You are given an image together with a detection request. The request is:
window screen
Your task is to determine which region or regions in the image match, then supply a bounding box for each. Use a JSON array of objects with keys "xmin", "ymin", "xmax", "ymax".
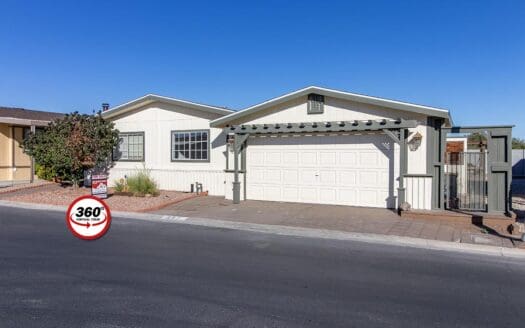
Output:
[{"xmin": 114, "ymin": 132, "xmax": 144, "ymax": 161}]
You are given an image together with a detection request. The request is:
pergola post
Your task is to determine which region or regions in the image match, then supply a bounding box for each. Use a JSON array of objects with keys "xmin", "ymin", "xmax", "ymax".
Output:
[
  {"xmin": 232, "ymin": 136, "xmax": 240, "ymax": 204},
  {"xmin": 398, "ymin": 128, "xmax": 408, "ymax": 208},
  {"xmin": 232, "ymin": 133, "xmax": 249, "ymax": 204}
]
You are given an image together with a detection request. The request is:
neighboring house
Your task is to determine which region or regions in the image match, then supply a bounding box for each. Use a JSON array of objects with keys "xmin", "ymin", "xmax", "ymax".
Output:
[
  {"xmin": 0, "ymin": 107, "xmax": 64, "ymax": 184},
  {"xmin": 103, "ymin": 86, "xmax": 513, "ymax": 215}
]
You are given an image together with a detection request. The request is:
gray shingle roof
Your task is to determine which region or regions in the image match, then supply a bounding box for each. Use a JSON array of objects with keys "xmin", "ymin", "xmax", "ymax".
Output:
[{"xmin": 0, "ymin": 106, "xmax": 64, "ymax": 122}]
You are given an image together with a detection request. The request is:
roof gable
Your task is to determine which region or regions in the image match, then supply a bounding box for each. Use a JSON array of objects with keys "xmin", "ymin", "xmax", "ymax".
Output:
[
  {"xmin": 101, "ymin": 94, "xmax": 234, "ymax": 120},
  {"xmin": 210, "ymin": 86, "xmax": 452, "ymax": 127}
]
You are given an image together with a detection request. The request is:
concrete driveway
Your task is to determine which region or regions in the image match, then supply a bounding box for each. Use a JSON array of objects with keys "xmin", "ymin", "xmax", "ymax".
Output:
[{"xmin": 154, "ymin": 196, "xmax": 516, "ymax": 247}]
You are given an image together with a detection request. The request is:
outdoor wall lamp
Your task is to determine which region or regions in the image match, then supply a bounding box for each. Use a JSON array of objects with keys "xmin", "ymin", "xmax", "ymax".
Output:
[{"xmin": 409, "ymin": 132, "xmax": 423, "ymax": 151}]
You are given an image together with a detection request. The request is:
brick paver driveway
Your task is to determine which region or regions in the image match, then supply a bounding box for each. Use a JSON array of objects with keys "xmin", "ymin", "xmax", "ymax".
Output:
[{"xmin": 154, "ymin": 196, "xmax": 517, "ymax": 248}]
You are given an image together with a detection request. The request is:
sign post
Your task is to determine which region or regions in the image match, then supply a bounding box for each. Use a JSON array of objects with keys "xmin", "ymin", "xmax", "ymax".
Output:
[{"xmin": 91, "ymin": 174, "xmax": 108, "ymax": 199}]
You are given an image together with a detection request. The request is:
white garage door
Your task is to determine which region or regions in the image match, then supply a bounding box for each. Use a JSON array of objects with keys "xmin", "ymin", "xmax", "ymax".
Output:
[{"xmin": 246, "ymin": 134, "xmax": 397, "ymax": 208}]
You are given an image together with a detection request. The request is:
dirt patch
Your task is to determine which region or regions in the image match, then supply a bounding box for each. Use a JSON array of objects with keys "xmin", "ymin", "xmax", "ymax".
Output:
[{"xmin": 0, "ymin": 183, "xmax": 200, "ymax": 212}]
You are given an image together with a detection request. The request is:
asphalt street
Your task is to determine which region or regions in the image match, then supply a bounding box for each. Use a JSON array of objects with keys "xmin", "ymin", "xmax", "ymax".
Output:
[{"xmin": 1, "ymin": 205, "xmax": 524, "ymax": 327}]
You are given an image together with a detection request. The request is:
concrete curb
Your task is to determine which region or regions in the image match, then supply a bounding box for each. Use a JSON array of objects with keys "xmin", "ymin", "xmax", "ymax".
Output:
[{"xmin": 1, "ymin": 200, "xmax": 524, "ymax": 259}]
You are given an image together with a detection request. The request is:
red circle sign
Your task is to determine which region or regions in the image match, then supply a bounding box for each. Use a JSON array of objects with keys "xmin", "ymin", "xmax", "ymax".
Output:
[{"xmin": 66, "ymin": 195, "xmax": 112, "ymax": 240}]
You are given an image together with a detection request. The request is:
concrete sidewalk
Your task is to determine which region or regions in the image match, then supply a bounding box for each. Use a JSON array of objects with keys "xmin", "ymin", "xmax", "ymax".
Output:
[{"xmin": 154, "ymin": 196, "xmax": 520, "ymax": 249}]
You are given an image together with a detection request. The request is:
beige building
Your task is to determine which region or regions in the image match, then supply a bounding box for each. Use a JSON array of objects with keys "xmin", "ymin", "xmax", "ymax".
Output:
[{"xmin": 0, "ymin": 107, "xmax": 63, "ymax": 185}]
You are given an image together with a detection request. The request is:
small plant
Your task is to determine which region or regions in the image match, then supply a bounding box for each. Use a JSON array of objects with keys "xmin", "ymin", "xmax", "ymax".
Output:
[
  {"xmin": 123, "ymin": 169, "xmax": 159, "ymax": 197},
  {"xmin": 35, "ymin": 163, "xmax": 57, "ymax": 181},
  {"xmin": 113, "ymin": 178, "xmax": 128, "ymax": 193}
]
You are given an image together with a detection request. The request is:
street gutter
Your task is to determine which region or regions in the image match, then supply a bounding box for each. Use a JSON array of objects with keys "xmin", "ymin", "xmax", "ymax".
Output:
[{"xmin": 1, "ymin": 199, "xmax": 524, "ymax": 259}]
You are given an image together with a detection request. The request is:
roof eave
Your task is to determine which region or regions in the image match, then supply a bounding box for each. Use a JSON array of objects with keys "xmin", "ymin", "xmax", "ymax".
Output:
[
  {"xmin": 210, "ymin": 86, "xmax": 451, "ymax": 127},
  {"xmin": 0, "ymin": 117, "xmax": 53, "ymax": 126},
  {"xmin": 102, "ymin": 94, "xmax": 234, "ymax": 120}
]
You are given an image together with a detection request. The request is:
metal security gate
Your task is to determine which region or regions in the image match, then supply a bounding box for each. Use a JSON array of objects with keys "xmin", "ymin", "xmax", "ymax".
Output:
[{"xmin": 445, "ymin": 152, "xmax": 487, "ymax": 211}]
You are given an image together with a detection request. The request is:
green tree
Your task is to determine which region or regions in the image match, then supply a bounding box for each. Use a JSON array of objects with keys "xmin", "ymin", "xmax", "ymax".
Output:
[
  {"xmin": 23, "ymin": 112, "xmax": 119, "ymax": 185},
  {"xmin": 513, "ymin": 137, "xmax": 525, "ymax": 149}
]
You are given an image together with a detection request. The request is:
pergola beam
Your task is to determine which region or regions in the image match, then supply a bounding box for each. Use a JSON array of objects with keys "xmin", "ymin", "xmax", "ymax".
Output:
[
  {"xmin": 227, "ymin": 119, "xmax": 417, "ymax": 134},
  {"xmin": 382, "ymin": 129, "xmax": 401, "ymax": 144}
]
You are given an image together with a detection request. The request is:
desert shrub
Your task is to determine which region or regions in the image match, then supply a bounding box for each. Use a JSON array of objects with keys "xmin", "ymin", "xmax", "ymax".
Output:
[
  {"xmin": 125, "ymin": 170, "xmax": 159, "ymax": 197},
  {"xmin": 113, "ymin": 178, "xmax": 128, "ymax": 193},
  {"xmin": 23, "ymin": 112, "xmax": 119, "ymax": 186}
]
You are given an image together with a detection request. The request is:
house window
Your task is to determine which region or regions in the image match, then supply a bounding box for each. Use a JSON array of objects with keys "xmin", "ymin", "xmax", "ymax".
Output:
[
  {"xmin": 114, "ymin": 132, "xmax": 144, "ymax": 161},
  {"xmin": 307, "ymin": 93, "xmax": 324, "ymax": 114},
  {"xmin": 171, "ymin": 130, "xmax": 209, "ymax": 161},
  {"xmin": 23, "ymin": 127, "xmax": 31, "ymax": 140}
]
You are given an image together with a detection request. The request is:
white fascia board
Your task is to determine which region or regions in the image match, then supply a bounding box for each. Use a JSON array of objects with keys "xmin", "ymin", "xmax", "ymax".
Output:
[
  {"xmin": 101, "ymin": 94, "xmax": 234, "ymax": 120},
  {"xmin": 210, "ymin": 86, "xmax": 452, "ymax": 127}
]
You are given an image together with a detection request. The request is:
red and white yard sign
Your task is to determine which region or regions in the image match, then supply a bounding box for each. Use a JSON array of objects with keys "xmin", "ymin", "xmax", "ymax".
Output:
[{"xmin": 66, "ymin": 195, "xmax": 111, "ymax": 240}]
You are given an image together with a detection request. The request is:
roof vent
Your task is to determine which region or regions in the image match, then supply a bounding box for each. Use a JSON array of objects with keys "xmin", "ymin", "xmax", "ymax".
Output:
[
  {"xmin": 307, "ymin": 94, "xmax": 324, "ymax": 114},
  {"xmin": 102, "ymin": 103, "xmax": 110, "ymax": 112}
]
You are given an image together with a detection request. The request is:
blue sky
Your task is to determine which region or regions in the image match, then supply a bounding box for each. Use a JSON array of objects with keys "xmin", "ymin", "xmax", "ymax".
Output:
[{"xmin": 1, "ymin": 0, "xmax": 524, "ymax": 137}]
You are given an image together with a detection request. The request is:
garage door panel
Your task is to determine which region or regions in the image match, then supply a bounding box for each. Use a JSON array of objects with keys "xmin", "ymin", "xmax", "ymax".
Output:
[
  {"xmin": 319, "ymin": 170, "xmax": 336, "ymax": 185},
  {"xmin": 282, "ymin": 187, "xmax": 299, "ymax": 201},
  {"xmin": 263, "ymin": 186, "xmax": 282, "ymax": 201},
  {"xmin": 250, "ymin": 167, "xmax": 265, "ymax": 183},
  {"xmin": 247, "ymin": 185, "xmax": 264, "ymax": 200},
  {"xmin": 359, "ymin": 151, "xmax": 379, "ymax": 166},
  {"xmin": 300, "ymin": 152, "xmax": 317, "ymax": 166},
  {"xmin": 263, "ymin": 169, "xmax": 281, "ymax": 183},
  {"xmin": 247, "ymin": 135, "xmax": 394, "ymax": 208},
  {"xmin": 283, "ymin": 152, "xmax": 299, "ymax": 165},
  {"xmin": 377, "ymin": 190, "xmax": 391, "ymax": 208},
  {"xmin": 251, "ymin": 152, "xmax": 264, "ymax": 164},
  {"xmin": 300, "ymin": 169, "xmax": 317, "ymax": 185},
  {"xmin": 320, "ymin": 152, "xmax": 337, "ymax": 165},
  {"xmin": 339, "ymin": 152, "xmax": 358, "ymax": 165},
  {"xmin": 282, "ymin": 169, "xmax": 299, "ymax": 184},
  {"xmin": 379, "ymin": 171, "xmax": 390, "ymax": 185},
  {"xmin": 299, "ymin": 187, "xmax": 318, "ymax": 202},
  {"xmin": 358, "ymin": 189, "xmax": 380, "ymax": 207},
  {"xmin": 265, "ymin": 152, "xmax": 281, "ymax": 165},
  {"xmin": 338, "ymin": 188, "xmax": 357, "ymax": 204},
  {"xmin": 319, "ymin": 188, "xmax": 337, "ymax": 203},
  {"xmin": 339, "ymin": 171, "xmax": 357, "ymax": 186},
  {"xmin": 359, "ymin": 171, "xmax": 378, "ymax": 186}
]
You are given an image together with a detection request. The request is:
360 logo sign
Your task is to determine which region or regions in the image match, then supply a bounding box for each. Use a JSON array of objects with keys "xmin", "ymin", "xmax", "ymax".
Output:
[{"xmin": 66, "ymin": 195, "xmax": 112, "ymax": 240}]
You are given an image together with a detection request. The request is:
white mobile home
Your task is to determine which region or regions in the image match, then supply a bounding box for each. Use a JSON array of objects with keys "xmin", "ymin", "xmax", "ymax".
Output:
[{"xmin": 102, "ymin": 86, "xmax": 513, "ymax": 215}]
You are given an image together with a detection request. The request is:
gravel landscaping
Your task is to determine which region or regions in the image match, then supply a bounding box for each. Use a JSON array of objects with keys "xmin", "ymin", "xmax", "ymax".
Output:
[
  {"xmin": 0, "ymin": 183, "xmax": 199, "ymax": 212},
  {"xmin": 0, "ymin": 180, "xmax": 53, "ymax": 194}
]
